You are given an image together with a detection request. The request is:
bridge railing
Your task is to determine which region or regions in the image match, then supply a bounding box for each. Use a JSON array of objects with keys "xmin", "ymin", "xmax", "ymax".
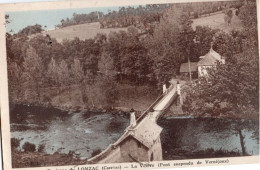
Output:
[
  {"xmin": 154, "ymin": 88, "xmax": 178, "ymax": 121},
  {"xmin": 135, "ymin": 91, "xmax": 166, "ymax": 125},
  {"xmin": 135, "ymin": 84, "xmax": 177, "ymax": 125},
  {"xmin": 88, "ymin": 83, "xmax": 176, "ymax": 163},
  {"xmin": 87, "ymin": 122, "xmax": 132, "ymax": 163}
]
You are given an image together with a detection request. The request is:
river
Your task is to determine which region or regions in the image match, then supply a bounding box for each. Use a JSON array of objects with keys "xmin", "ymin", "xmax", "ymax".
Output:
[
  {"xmin": 10, "ymin": 104, "xmax": 130, "ymax": 159},
  {"xmin": 158, "ymin": 116, "xmax": 259, "ymax": 160},
  {"xmin": 10, "ymin": 104, "xmax": 259, "ymax": 160}
]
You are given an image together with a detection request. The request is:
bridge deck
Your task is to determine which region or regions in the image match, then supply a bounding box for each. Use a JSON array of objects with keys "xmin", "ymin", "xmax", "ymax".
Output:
[
  {"xmin": 150, "ymin": 83, "xmax": 178, "ymax": 122},
  {"xmin": 88, "ymin": 79, "xmax": 181, "ymax": 163}
]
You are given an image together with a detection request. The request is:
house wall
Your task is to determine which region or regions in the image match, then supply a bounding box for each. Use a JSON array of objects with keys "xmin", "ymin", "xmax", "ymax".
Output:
[
  {"xmin": 95, "ymin": 136, "xmax": 163, "ymax": 163},
  {"xmin": 198, "ymin": 66, "xmax": 215, "ymax": 77},
  {"xmin": 120, "ymin": 138, "xmax": 149, "ymax": 162},
  {"xmin": 148, "ymin": 137, "xmax": 163, "ymax": 161},
  {"xmin": 180, "ymin": 72, "xmax": 198, "ymax": 79},
  {"xmin": 98, "ymin": 147, "xmax": 122, "ymax": 164}
]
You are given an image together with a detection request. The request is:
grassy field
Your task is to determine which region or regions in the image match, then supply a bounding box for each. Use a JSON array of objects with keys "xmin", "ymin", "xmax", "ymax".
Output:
[
  {"xmin": 192, "ymin": 11, "xmax": 242, "ymax": 32},
  {"xmin": 35, "ymin": 11, "xmax": 242, "ymax": 43},
  {"xmin": 43, "ymin": 22, "xmax": 128, "ymax": 43}
]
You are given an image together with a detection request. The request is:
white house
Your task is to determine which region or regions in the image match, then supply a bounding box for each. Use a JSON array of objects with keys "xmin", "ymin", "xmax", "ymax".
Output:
[{"xmin": 197, "ymin": 48, "xmax": 225, "ymax": 77}]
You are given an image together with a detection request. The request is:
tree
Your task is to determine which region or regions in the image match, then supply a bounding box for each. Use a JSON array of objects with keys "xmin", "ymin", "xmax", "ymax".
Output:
[
  {"xmin": 212, "ymin": 31, "xmax": 234, "ymax": 59},
  {"xmin": 183, "ymin": 48, "xmax": 258, "ymax": 118},
  {"xmin": 5, "ymin": 14, "xmax": 10, "ymax": 24},
  {"xmin": 194, "ymin": 26, "xmax": 218, "ymax": 58},
  {"xmin": 22, "ymin": 46, "xmax": 44, "ymax": 101},
  {"xmin": 47, "ymin": 57, "xmax": 59, "ymax": 86},
  {"xmin": 177, "ymin": 13, "xmax": 196, "ymax": 81},
  {"xmin": 22, "ymin": 142, "xmax": 36, "ymax": 152},
  {"xmin": 71, "ymin": 58, "xmax": 87, "ymax": 106},
  {"xmin": 8, "ymin": 62, "xmax": 23, "ymax": 101},
  {"xmin": 183, "ymin": 1, "xmax": 259, "ymax": 154},
  {"xmin": 11, "ymin": 138, "xmax": 21, "ymax": 151},
  {"xmin": 145, "ymin": 6, "xmax": 183, "ymax": 85},
  {"xmin": 183, "ymin": 46, "xmax": 259, "ymax": 156},
  {"xmin": 238, "ymin": 1, "xmax": 258, "ymax": 48},
  {"xmin": 224, "ymin": 9, "xmax": 233, "ymax": 25},
  {"xmin": 98, "ymin": 52, "xmax": 116, "ymax": 79},
  {"xmin": 58, "ymin": 60, "xmax": 70, "ymax": 86},
  {"xmin": 18, "ymin": 24, "xmax": 44, "ymax": 36},
  {"xmin": 88, "ymin": 75, "xmax": 118, "ymax": 108},
  {"xmin": 71, "ymin": 58, "xmax": 85, "ymax": 83}
]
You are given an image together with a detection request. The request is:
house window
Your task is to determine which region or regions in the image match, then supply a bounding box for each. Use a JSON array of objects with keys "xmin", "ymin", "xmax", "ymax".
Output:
[{"xmin": 150, "ymin": 152, "xmax": 154, "ymax": 161}]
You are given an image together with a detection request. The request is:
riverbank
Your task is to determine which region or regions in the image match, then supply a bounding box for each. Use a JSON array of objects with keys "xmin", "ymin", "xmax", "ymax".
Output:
[
  {"xmin": 12, "ymin": 150, "xmax": 86, "ymax": 168},
  {"xmin": 162, "ymin": 102, "xmax": 259, "ymax": 121},
  {"xmin": 10, "ymin": 84, "xmax": 159, "ymax": 114},
  {"xmin": 157, "ymin": 116, "xmax": 259, "ymax": 161},
  {"xmin": 160, "ymin": 84, "xmax": 259, "ymax": 121}
]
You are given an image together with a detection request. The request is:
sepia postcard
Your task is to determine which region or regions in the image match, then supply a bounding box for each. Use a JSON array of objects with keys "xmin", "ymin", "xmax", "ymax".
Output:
[{"xmin": 0, "ymin": 0, "xmax": 259, "ymax": 170}]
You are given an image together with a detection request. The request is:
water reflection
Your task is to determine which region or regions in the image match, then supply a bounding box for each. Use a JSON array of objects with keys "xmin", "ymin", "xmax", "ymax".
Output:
[{"xmin": 158, "ymin": 117, "xmax": 259, "ymax": 160}]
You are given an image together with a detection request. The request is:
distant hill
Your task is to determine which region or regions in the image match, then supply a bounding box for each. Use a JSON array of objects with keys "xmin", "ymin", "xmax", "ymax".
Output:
[
  {"xmin": 40, "ymin": 22, "xmax": 128, "ymax": 43},
  {"xmin": 31, "ymin": 10, "xmax": 242, "ymax": 43}
]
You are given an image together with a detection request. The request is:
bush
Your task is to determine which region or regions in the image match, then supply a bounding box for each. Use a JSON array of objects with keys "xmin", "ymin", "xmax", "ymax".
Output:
[
  {"xmin": 37, "ymin": 144, "xmax": 45, "ymax": 152},
  {"xmin": 91, "ymin": 149, "xmax": 102, "ymax": 157},
  {"xmin": 11, "ymin": 138, "xmax": 21, "ymax": 151},
  {"xmin": 22, "ymin": 142, "xmax": 36, "ymax": 152},
  {"xmin": 194, "ymin": 12, "xmax": 199, "ymax": 19}
]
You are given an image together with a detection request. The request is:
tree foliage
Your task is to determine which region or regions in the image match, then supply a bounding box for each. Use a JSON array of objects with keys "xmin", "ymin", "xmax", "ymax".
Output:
[
  {"xmin": 47, "ymin": 57, "xmax": 59, "ymax": 85},
  {"xmin": 183, "ymin": 1, "xmax": 259, "ymax": 121},
  {"xmin": 18, "ymin": 24, "xmax": 44, "ymax": 36},
  {"xmin": 22, "ymin": 142, "xmax": 36, "ymax": 152},
  {"xmin": 224, "ymin": 9, "xmax": 233, "ymax": 25},
  {"xmin": 238, "ymin": 0, "xmax": 258, "ymax": 48},
  {"xmin": 71, "ymin": 58, "xmax": 85, "ymax": 83},
  {"xmin": 183, "ymin": 48, "xmax": 259, "ymax": 119},
  {"xmin": 22, "ymin": 46, "xmax": 44, "ymax": 101},
  {"xmin": 6, "ymin": 1, "xmax": 258, "ymax": 112},
  {"xmin": 194, "ymin": 26, "xmax": 218, "ymax": 57}
]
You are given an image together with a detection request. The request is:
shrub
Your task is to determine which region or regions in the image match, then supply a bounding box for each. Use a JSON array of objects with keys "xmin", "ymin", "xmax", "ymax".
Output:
[
  {"xmin": 194, "ymin": 12, "xmax": 199, "ymax": 19},
  {"xmin": 22, "ymin": 142, "xmax": 36, "ymax": 152},
  {"xmin": 68, "ymin": 150, "xmax": 75, "ymax": 157},
  {"xmin": 91, "ymin": 149, "xmax": 102, "ymax": 157},
  {"xmin": 37, "ymin": 144, "xmax": 45, "ymax": 152},
  {"xmin": 11, "ymin": 138, "xmax": 21, "ymax": 151}
]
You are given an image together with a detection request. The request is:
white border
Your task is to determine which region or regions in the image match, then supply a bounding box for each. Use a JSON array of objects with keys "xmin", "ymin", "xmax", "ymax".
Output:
[{"xmin": 0, "ymin": 1, "xmax": 259, "ymax": 170}]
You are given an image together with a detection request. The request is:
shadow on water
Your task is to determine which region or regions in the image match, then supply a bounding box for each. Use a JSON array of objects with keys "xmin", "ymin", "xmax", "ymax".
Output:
[
  {"xmin": 10, "ymin": 104, "xmax": 70, "ymax": 131},
  {"xmin": 157, "ymin": 117, "xmax": 259, "ymax": 160}
]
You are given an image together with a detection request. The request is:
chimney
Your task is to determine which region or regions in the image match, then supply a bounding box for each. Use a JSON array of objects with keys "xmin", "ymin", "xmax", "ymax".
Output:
[
  {"xmin": 209, "ymin": 42, "xmax": 214, "ymax": 54},
  {"xmin": 130, "ymin": 109, "xmax": 136, "ymax": 127}
]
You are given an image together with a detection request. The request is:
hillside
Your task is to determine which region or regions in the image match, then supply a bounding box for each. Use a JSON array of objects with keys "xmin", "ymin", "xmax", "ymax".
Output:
[
  {"xmin": 192, "ymin": 10, "xmax": 242, "ymax": 32},
  {"xmin": 34, "ymin": 11, "xmax": 242, "ymax": 43},
  {"xmin": 42, "ymin": 22, "xmax": 128, "ymax": 43}
]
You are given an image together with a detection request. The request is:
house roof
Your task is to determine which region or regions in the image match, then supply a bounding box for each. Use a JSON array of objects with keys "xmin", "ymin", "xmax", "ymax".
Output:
[
  {"xmin": 198, "ymin": 48, "xmax": 223, "ymax": 66},
  {"xmin": 180, "ymin": 62, "xmax": 198, "ymax": 73},
  {"xmin": 128, "ymin": 118, "xmax": 162, "ymax": 149}
]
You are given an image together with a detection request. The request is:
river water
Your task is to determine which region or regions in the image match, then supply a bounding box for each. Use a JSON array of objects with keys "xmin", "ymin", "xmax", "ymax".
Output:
[
  {"xmin": 158, "ymin": 116, "xmax": 259, "ymax": 160},
  {"xmin": 10, "ymin": 105, "xmax": 259, "ymax": 160},
  {"xmin": 10, "ymin": 104, "xmax": 130, "ymax": 158}
]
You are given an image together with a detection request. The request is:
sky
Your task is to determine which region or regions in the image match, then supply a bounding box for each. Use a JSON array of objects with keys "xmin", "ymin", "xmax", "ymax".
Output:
[{"xmin": 6, "ymin": 6, "xmax": 121, "ymax": 33}]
